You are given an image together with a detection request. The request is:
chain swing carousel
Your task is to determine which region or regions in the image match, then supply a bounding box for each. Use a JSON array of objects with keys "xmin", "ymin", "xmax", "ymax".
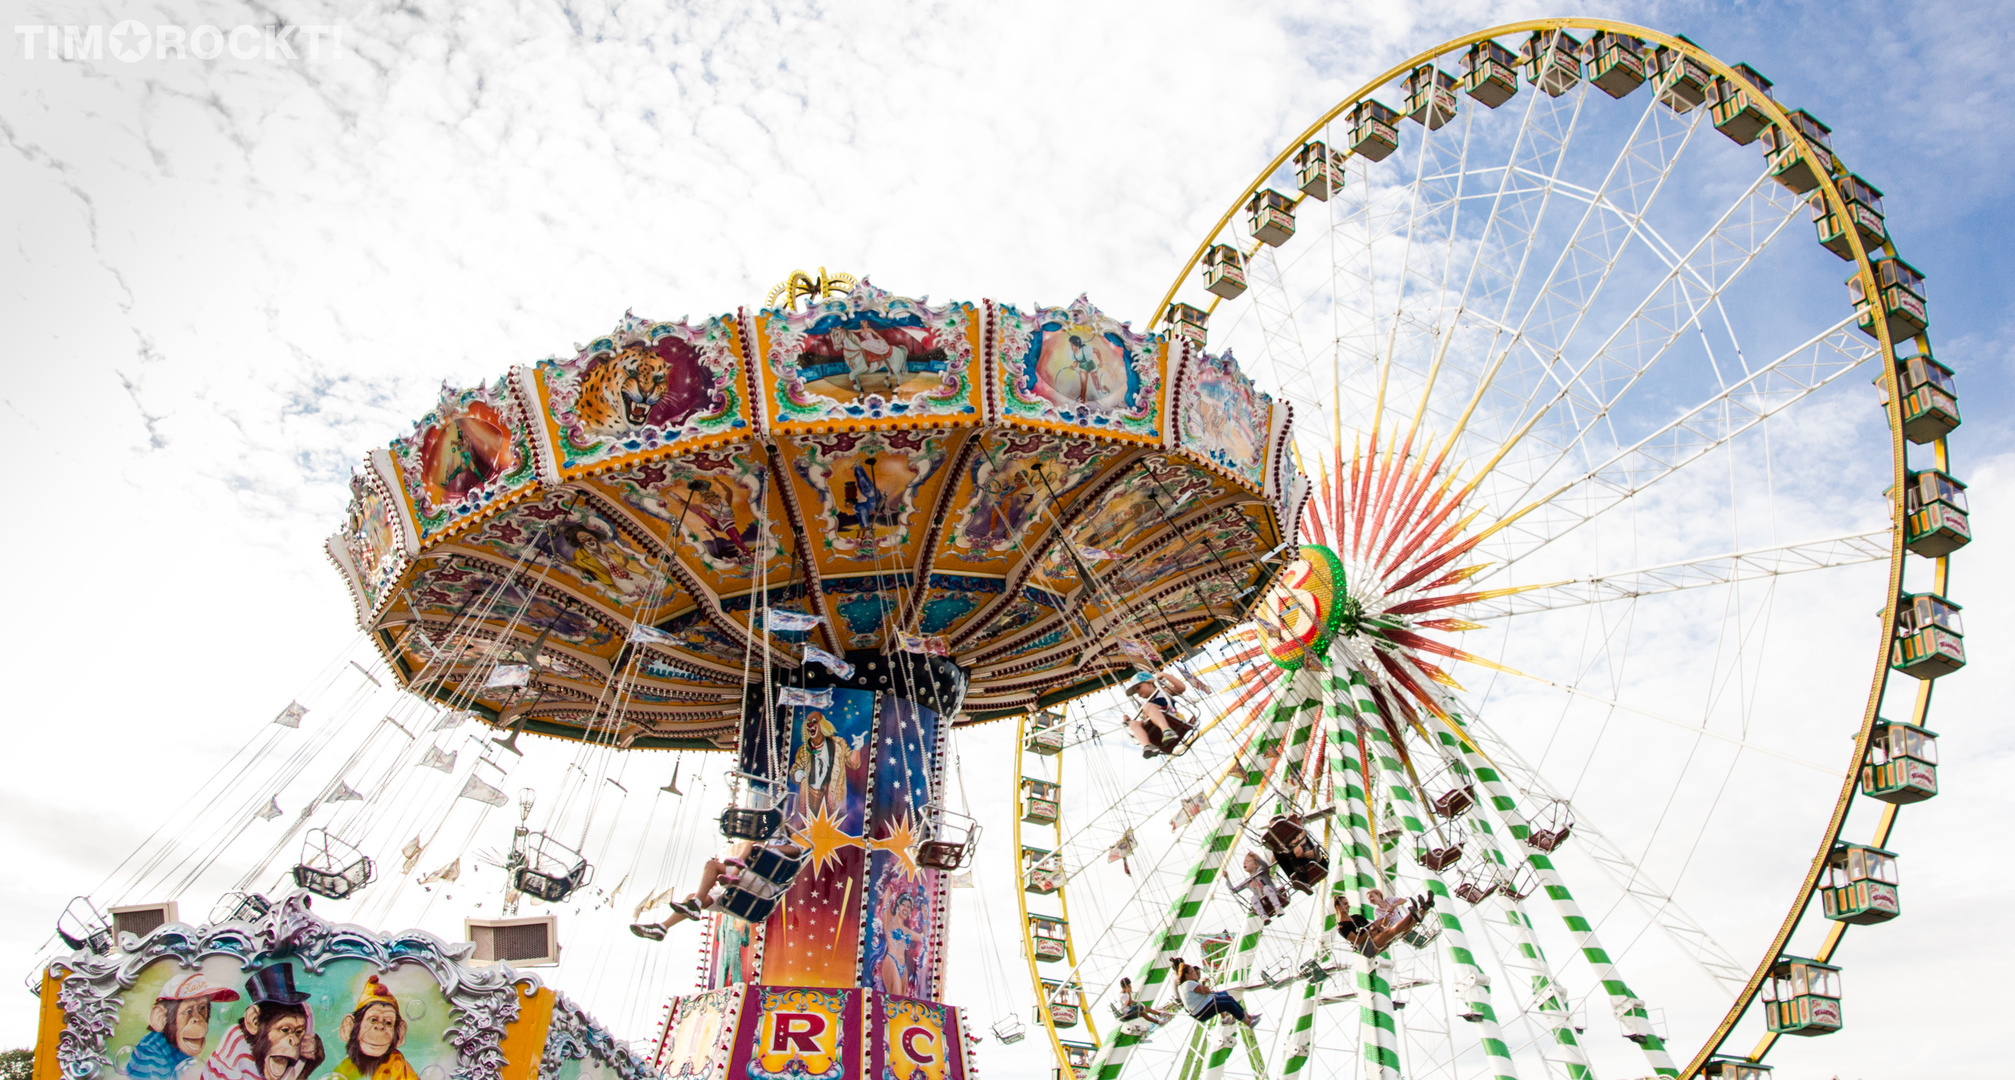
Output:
[
  {"xmin": 335, "ymin": 271, "xmax": 1301, "ymax": 1076},
  {"xmin": 31, "ymin": 267, "xmax": 1299, "ymax": 1080}
]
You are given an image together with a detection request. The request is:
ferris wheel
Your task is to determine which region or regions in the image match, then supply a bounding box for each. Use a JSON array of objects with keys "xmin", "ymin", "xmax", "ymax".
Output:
[{"xmin": 1005, "ymin": 18, "xmax": 1962, "ymax": 1080}]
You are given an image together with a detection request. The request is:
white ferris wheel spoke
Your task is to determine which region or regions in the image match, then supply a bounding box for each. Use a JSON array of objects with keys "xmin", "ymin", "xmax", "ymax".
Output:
[
  {"xmin": 1481, "ymin": 317, "xmax": 1878, "ymax": 577},
  {"xmin": 1468, "ymin": 530, "xmax": 1890, "ymax": 619},
  {"xmin": 1462, "ymin": 720, "xmax": 1751, "ymax": 993},
  {"xmin": 1439, "ymin": 184, "xmax": 1786, "ymax": 540},
  {"xmin": 1471, "ymin": 167, "xmax": 1809, "ymax": 525},
  {"xmin": 1482, "ymin": 96, "xmax": 1702, "ymax": 459}
]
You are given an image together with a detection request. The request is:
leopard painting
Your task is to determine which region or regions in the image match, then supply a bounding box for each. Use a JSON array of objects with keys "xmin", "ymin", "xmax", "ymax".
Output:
[{"xmin": 577, "ymin": 341, "xmax": 668, "ymax": 432}]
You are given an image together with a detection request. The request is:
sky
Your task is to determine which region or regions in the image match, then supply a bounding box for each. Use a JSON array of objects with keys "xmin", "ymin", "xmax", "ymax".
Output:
[{"xmin": 4, "ymin": 0, "xmax": 2013, "ymax": 1077}]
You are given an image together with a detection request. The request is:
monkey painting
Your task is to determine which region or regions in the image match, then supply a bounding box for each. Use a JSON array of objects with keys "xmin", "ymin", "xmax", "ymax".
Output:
[
  {"xmin": 127, "ymin": 972, "xmax": 238, "ymax": 1079},
  {"xmin": 199, "ymin": 964, "xmax": 325, "ymax": 1080},
  {"xmin": 332, "ymin": 976, "xmax": 416, "ymax": 1080}
]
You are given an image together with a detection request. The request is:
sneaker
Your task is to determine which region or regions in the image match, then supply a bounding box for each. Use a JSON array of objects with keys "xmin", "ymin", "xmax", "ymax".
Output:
[
  {"xmin": 669, "ymin": 898, "xmax": 706, "ymax": 919},
  {"xmin": 1243, "ymin": 1012, "xmax": 1261, "ymax": 1027},
  {"xmin": 628, "ymin": 922, "xmax": 666, "ymax": 941},
  {"xmin": 1143, "ymin": 747, "xmax": 1160, "ymax": 759}
]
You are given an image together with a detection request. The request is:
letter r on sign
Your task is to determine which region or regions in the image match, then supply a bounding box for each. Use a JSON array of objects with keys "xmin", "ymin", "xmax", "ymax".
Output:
[{"xmin": 771, "ymin": 1013, "xmax": 826, "ymax": 1053}]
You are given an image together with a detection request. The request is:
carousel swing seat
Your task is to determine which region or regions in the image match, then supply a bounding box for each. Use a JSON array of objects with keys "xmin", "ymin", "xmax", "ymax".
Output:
[
  {"xmin": 1342, "ymin": 897, "xmax": 1430, "ymax": 957},
  {"xmin": 1260, "ymin": 815, "xmax": 1330, "ymax": 892},
  {"xmin": 56, "ymin": 897, "xmax": 113, "ymax": 955},
  {"xmin": 720, "ymin": 807, "xmax": 784, "ymax": 841},
  {"xmin": 1419, "ymin": 819, "xmax": 1467, "ymax": 870},
  {"xmin": 291, "ymin": 829, "xmax": 376, "ymax": 901},
  {"xmin": 1135, "ymin": 704, "xmax": 1197, "ymax": 758},
  {"xmin": 1528, "ymin": 798, "xmax": 1576, "ymax": 853},
  {"xmin": 917, "ymin": 808, "xmax": 981, "ymax": 871},
  {"xmin": 509, "ymin": 831, "xmax": 592, "ymax": 903},
  {"xmin": 1421, "ymin": 841, "xmax": 1464, "ymax": 871},
  {"xmin": 713, "ymin": 839, "xmax": 807, "ymax": 923},
  {"xmin": 1495, "ymin": 866, "xmax": 1536, "ymax": 901},
  {"xmin": 1230, "ymin": 861, "xmax": 1292, "ymax": 922},
  {"xmin": 210, "ymin": 891, "xmax": 274, "ymax": 925},
  {"xmin": 720, "ymin": 771, "xmax": 790, "ymax": 841},
  {"xmin": 744, "ymin": 843, "xmax": 807, "ymax": 889},
  {"xmin": 718, "ymin": 886, "xmax": 780, "ymax": 924}
]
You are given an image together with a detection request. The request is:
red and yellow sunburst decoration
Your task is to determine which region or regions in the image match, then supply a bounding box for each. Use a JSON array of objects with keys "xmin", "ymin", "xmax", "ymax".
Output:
[{"xmin": 1202, "ymin": 426, "xmax": 1564, "ymax": 733}]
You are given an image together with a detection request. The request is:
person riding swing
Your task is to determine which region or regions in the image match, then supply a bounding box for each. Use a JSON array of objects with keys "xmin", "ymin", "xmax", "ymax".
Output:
[
  {"xmin": 1230, "ymin": 851, "xmax": 1291, "ymax": 923},
  {"xmin": 1173, "ymin": 960, "xmax": 1260, "ymax": 1027},
  {"xmin": 629, "ymin": 835, "xmax": 808, "ymax": 940},
  {"xmin": 1333, "ymin": 888, "xmax": 1436, "ymax": 956},
  {"xmin": 1126, "ymin": 671, "xmax": 1193, "ymax": 757}
]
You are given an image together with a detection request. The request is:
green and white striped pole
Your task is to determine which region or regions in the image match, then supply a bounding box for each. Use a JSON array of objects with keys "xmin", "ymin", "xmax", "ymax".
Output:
[
  {"xmin": 1090, "ymin": 677, "xmax": 1313, "ymax": 1079},
  {"xmin": 1329, "ymin": 665, "xmax": 1402, "ymax": 1080},
  {"xmin": 1358, "ymin": 713, "xmax": 1521, "ymax": 1080},
  {"xmin": 1421, "ymin": 721, "xmax": 1592, "ymax": 1080},
  {"xmin": 1276, "ymin": 670, "xmax": 1335, "ymax": 1080},
  {"xmin": 1441, "ymin": 713, "xmax": 1680, "ymax": 1077},
  {"xmin": 1196, "ymin": 673, "xmax": 1327, "ymax": 1080}
]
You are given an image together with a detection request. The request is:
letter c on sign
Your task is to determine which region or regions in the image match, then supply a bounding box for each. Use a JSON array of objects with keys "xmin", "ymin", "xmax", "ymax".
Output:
[
  {"xmin": 772, "ymin": 1013, "xmax": 826, "ymax": 1053},
  {"xmin": 900, "ymin": 1026, "xmax": 937, "ymax": 1066}
]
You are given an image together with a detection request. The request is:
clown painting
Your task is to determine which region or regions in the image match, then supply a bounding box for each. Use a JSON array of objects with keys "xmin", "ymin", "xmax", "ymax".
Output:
[{"xmin": 790, "ymin": 710, "xmax": 869, "ymax": 823}]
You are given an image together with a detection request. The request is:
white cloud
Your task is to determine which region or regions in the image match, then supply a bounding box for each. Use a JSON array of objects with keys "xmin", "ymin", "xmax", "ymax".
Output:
[{"xmin": 3, "ymin": 2, "xmax": 2006, "ymax": 1077}]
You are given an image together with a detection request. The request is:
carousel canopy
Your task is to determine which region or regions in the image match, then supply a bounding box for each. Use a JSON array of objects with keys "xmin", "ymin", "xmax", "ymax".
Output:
[{"xmin": 329, "ymin": 280, "xmax": 1306, "ymax": 748}]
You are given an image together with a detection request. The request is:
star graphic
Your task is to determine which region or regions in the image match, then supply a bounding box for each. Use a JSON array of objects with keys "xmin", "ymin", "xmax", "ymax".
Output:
[
  {"xmin": 868, "ymin": 811, "xmax": 923, "ymax": 879},
  {"xmin": 790, "ymin": 804, "xmax": 865, "ymax": 874}
]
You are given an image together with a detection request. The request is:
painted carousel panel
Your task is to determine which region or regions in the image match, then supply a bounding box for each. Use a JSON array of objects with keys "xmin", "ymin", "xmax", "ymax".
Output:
[
  {"xmin": 994, "ymin": 295, "xmax": 1169, "ymax": 443},
  {"xmin": 530, "ymin": 312, "xmax": 750, "ymax": 479},
  {"xmin": 387, "ymin": 376, "xmax": 541, "ymax": 545},
  {"xmin": 753, "ymin": 285, "xmax": 982, "ymax": 434}
]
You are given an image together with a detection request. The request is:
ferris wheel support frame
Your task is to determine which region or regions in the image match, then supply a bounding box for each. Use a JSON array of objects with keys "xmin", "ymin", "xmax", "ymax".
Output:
[
  {"xmin": 1362, "ymin": 708, "xmax": 1525, "ymax": 1080},
  {"xmin": 1323, "ymin": 668, "xmax": 1404, "ymax": 1080},
  {"xmin": 1125, "ymin": 17, "xmax": 1940, "ymax": 1078},
  {"xmin": 1438, "ymin": 712, "xmax": 1678, "ymax": 1075},
  {"xmin": 1083, "ymin": 674, "xmax": 1321, "ymax": 1079},
  {"xmin": 1197, "ymin": 679, "xmax": 1330, "ymax": 1080},
  {"xmin": 1445, "ymin": 731, "xmax": 1591, "ymax": 1080}
]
